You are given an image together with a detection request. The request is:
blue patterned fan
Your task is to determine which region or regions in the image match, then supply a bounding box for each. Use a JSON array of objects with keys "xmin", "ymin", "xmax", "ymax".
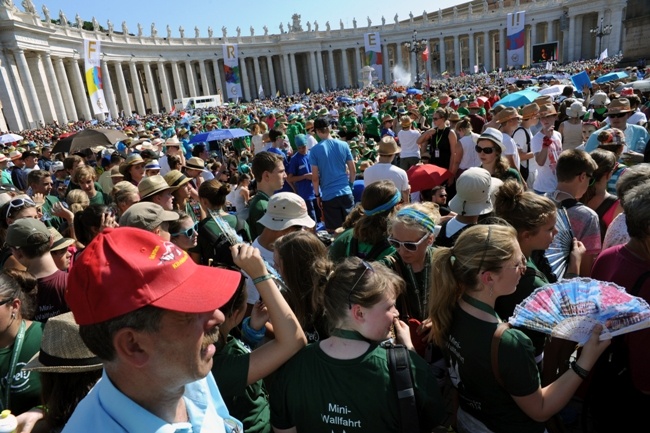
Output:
[
  {"xmin": 544, "ymin": 207, "xmax": 574, "ymax": 280},
  {"xmin": 509, "ymin": 278, "xmax": 650, "ymax": 345}
]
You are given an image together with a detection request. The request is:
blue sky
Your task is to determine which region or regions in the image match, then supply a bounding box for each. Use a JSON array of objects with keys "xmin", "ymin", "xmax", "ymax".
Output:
[{"xmin": 38, "ymin": 0, "xmax": 468, "ymax": 38}]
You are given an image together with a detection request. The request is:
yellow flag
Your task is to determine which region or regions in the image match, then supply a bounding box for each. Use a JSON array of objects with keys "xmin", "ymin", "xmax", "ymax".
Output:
[
  {"xmin": 306, "ymin": 88, "xmax": 311, "ymax": 95},
  {"xmin": 276, "ymin": 90, "xmax": 280, "ymax": 97}
]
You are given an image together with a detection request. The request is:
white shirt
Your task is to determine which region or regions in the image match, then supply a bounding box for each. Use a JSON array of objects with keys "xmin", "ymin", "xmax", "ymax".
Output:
[
  {"xmin": 305, "ymin": 134, "xmax": 318, "ymax": 151},
  {"xmin": 502, "ymin": 133, "xmax": 520, "ymax": 170},
  {"xmin": 397, "ymin": 129, "xmax": 422, "ymax": 159},
  {"xmin": 363, "ymin": 162, "xmax": 410, "ymax": 194}
]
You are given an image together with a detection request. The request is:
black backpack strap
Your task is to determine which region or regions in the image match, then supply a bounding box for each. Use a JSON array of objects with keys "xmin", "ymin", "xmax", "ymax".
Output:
[
  {"xmin": 514, "ymin": 126, "xmax": 531, "ymax": 152},
  {"xmin": 386, "ymin": 343, "xmax": 420, "ymax": 433},
  {"xmin": 560, "ymin": 198, "xmax": 579, "ymax": 209}
]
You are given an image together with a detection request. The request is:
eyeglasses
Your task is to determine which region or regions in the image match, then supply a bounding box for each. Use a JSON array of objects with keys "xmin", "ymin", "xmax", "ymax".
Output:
[
  {"xmin": 388, "ymin": 232, "xmax": 430, "ymax": 252},
  {"xmin": 171, "ymin": 222, "xmax": 198, "ymax": 238},
  {"xmin": 348, "ymin": 261, "xmax": 374, "ymax": 309},
  {"xmin": 6, "ymin": 197, "xmax": 36, "ymax": 219},
  {"xmin": 498, "ymin": 255, "xmax": 527, "ymax": 273},
  {"xmin": 475, "ymin": 145, "xmax": 496, "ymax": 155},
  {"xmin": 585, "ymin": 172, "xmax": 596, "ymax": 186},
  {"xmin": 0, "ymin": 290, "xmax": 18, "ymax": 307},
  {"xmin": 432, "ymin": 117, "xmax": 442, "ymax": 121},
  {"xmin": 477, "ymin": 226, "xmax": 492, "ymax": 273},
  {"xmin": 608, "ymin": 113, "xmax": 627, "ymax": 119}
]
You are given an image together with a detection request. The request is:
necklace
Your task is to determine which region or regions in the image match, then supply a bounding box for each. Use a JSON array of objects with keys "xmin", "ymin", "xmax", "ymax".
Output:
[
  {"xmin": 331, "ymin": 328, "xmax": 371, "ymax": 343},
  {"xmin": 403, "ymin": 247, "xmax": 432, "ymax": 320},
  {"xmin": 461, "ymin": 294, "xmax": 501, "ymax": 322}
]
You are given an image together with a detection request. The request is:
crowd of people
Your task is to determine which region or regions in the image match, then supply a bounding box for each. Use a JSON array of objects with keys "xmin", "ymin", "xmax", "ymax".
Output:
[{"xmin": 0, "ymin": 55, "xmax": 648, "ymax": 433}]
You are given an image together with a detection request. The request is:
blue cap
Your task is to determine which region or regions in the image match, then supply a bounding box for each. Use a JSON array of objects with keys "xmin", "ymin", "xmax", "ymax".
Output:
[{"xmin": 294, "ymin": 134, "xmax": 308, "ymax": 147}]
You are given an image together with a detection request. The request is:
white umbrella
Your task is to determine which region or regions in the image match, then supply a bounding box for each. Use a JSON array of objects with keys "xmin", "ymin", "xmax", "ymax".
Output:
[
  {"xmin": 0, "ymin": 133, "xmax": 23, "ymax": 144},
  {"xmin": 538, "ymin": 84, "xmax": 567, "ymax": 98}
]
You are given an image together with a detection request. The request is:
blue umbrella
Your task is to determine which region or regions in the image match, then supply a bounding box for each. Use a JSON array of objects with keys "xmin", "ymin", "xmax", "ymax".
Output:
[
  {"xmin": 288, "ymin": 103, "xmax": 304, "ymax": 111},
  {"xmin": 493, "ymin": 89, "xmax": 542, "ymax": 108},
  {"xmin": 189, "ymin": 128, "xmax": 251, "ymax": 144},
  {"xmin": 596, "ymin": 71, "xmax": 629, "ymax": 84},
  {"xmin": 336, "ymin": 96, "xmax": 353, "ymax": 104},
  {"xmin": 406, "ymin": 88, "xmax": 424, "ymax": 95}
]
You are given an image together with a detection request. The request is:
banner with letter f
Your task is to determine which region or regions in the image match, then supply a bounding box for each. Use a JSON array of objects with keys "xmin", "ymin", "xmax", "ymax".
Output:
[{"xmin": 83, "ymin": 39, "xmax": 107, "ymax": 115}]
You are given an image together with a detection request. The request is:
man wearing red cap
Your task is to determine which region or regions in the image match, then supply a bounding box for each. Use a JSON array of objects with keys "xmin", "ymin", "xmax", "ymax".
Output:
[{"xmin": 62, "ymin": 227, "xmax": 271, "ymax": 432}]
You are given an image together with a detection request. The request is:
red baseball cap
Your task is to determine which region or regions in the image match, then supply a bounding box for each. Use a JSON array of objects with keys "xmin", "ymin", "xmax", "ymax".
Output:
[{"xmin": 66, "ymin": 227, "xmax": 242, "ymax": 325}]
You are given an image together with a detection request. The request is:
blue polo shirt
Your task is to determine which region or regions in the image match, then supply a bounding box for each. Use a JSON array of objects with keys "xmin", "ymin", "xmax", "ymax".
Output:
[
  {"xmin": 287, "ymin": 151, "xmax": 315, "ymax": 201},
  {"xmin": 585, "ymin": 123, "xmax": 649, "ymax": 153},
  {"xmin": 62, "ymin": 370, "xmax": 242, "ymax": 433},
  {"xmin": 309, "ymin": 138, "xmax": 353, "ymax": 201}
]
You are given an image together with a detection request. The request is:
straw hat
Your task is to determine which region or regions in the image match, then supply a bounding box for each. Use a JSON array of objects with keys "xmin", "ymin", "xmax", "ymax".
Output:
[
  {"xmin": 9, "ymin": 151, "xmax": 22, "ymax": 161},
  {"xmin": 165, "ymin": 136, "xmax": 181, "ymax": 147},
  {"xmin": 378, "ymin": 137, "xmax": 401, "ymax": 156},
  {"xmin": 495, "ymin": 107, "xmax": 522, "ymax": 124},
  {"xmin": 520, "ymin": 103, "xmax": 540, "ymax": 120},
  {"xmin": 23, "ymin": 312, "xmax": 103, "ymax": 373},
  {"xmin": 381, "ymin": 115, "xmax": 394, "ymax": 124},
  {"xmin": 138, "ymin": 175, "xmax": 177, "ymax": 200},
  {"xmin": 109, "ymin": 165, "xmax": 124, "ymax": 178},
  {"xmin": 449, "ymin": 111, "xmax": 462, "ymax": 122},
  {"xmin": 605, "ymin": 98, "xmax": 633, "ymax": 116},
  {"xmin": 400, "ymin": 116, "xmax": 412, "ymax": 128},
  {"xmin": 48, "ymin": 227, "xmax": 75, "ymax": 251},
  {"xmin": 119, "ymin": 153, "xmax": 145, "ymax": 175},
  {"xmin": 538, "ymin": 104, "xmax": 558, "ymax": 117},
  {"xmin": 163, "ymin": 170, "xmax": 192, "ymax": 188},
  {"xmin": 183, "ymin": 157, "xmax": 207, "ymax": 172}
]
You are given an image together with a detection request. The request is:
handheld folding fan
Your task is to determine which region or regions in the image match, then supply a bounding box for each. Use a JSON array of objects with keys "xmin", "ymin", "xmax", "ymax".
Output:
[
  {"xmin": 544, "ymin": 207, "xmax": 574, "ymax": 280},
  {"xmin": 509, "ymin": 278, "xmax": 650, "ymax": 345}
]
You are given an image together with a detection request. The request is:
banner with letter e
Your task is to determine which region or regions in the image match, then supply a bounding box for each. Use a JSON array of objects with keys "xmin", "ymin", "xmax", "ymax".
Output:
[
  {"xmin": 364, "ymin": 32, "xmax": 382, "ymax": 81},
  {"xmin": 83, "ymin": 39, "xmax": 107, "ymax": 115},
  {"xmin": 506, "ymin": 11, "xmax": 525, "ymax": 68},
  {"xmin": 223, "ymin": 44, "xmax": 242, "ymax": 100}
]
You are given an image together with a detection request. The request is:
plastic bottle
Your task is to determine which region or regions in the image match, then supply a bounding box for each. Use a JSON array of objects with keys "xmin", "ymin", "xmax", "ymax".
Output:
[{"xmin": 0, "ymin": 410, "xmax": 17, "ymax": 433}]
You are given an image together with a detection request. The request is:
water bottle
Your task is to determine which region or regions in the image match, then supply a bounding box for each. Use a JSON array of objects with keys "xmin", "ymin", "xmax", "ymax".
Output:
[{"xmin": 0, "ymin": 410, "xmax": 17, "ymax": 433}]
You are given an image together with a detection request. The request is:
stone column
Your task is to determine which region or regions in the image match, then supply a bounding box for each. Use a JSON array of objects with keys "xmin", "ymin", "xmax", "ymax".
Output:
[
  {"xmin": 114, "ymin": 61, "xmax": 132, "ymax": 116},
  {"xmin": 609, "ymin": 8, "xmax": 623, "ymax": 56},
  {"xmin": 14, "ymin": 48, "xmax": 44, "ymax": 126},
  {"xmin": 354, "ymin": 47, "xmax": 361, "ymax": 87},
  {"xmin": 316, "ymin": 51, "xmax": 326, "ymax": 91},
  {"xmin": 143, "ymin": 62, "xmax": 159, "ymax": 114},
  {"xmin": 171, "ymin": 61, "xmax": 184, "ymax": 99},
  {"xmin": 453, "ymin": 35, "xmax": 461, "ymax": 75},
  {"xmin": 157, "ymin": 60, "xmax": 173, "ymax": 113},
  {"xmin": 100, "ymin": 60, "xmax": 119, "ymax": 119},
  {"xmin": 240, "ymin": 57, "xmax": 251, "ymax": 100},
  {"xmin": 309, "ymin": 51, "xmax": 319, "ymax": 91},
  {"xmin": 425, "ymin": 40, "xmax": 433, "ymax": 81},
  {"xmin": 54, "ymin": 57, "xmax": 77, "ymax": 121},
  {"xmin": 27, "ymin": 54, "xmax": 58, "ymax": 123},
  {"xmin": 67, "ymin": 59, "xmax": 92, "ymax": 121},
  {"xmin": 0, "ymin": 51, "xmax": 26, "ymax": 130},
  {"xmin": 547, "ymin": 20, "xmax": 554, "ymax": 43},
  {"xmin": 499, "ymin": 28, "xmax": 506, "ymax": 69},
  {"xmin": 184, "ymin": 60, "xmax": 198, "ymax": 97},
  {"xmin": 396, "ymin": 43, "xmax": 403, "ymax": 67},
  {"xmin": 440, "ymin": 38, "xmax": 447, "ymax": 73},
  {"xmin": 266, "ymin": 56, "xmax": 277, "ymax": 97},
  {"xmin": 483, "ymin": 32, "xmax": 491, "ymax": 71},
  {"xmin": 328, "ymin": 50, "xmax": 337, "ymax": 90},
  {"xmin": 43, "ymin": 53, "xmax": 67, "ymax": 123},
  {"xmin": 198, "ymin": 60, "xmax": 210, "ymax": 96},
  {"xmin": 382, "ymin": 43, "xmax": 390, "ymax": 83},
  {"xmin": 531, "ymin": 24, "xmax": 537, "ymax": 47},
  {"xmin": 469, "ymin": 32, "xmax": 476, "ymax": 73},
  {"xmin": 129, "ymin": 62, "xmax": 146, "ymax": 115},
  {"xmin": 289, "ymin": 53, "xmax": 299, "ymax": 93},
  {"xmin": 341, "ymin": 49, "xmax": 350, "ymax": 87},
  {"xmin": 253, "ymin": 56, "xmax": 263, "ymax": 98},
  {"xmin": 575, "ymin": 15, "xmax": 583, "ymax": 61},
  {"xmin": 282, "ymin": 54, "xmax": 293, "ymax": 94},
  {"xmin": 211, "ymin": 59, "xmax": 223, "ymax": 96},
  {"xmin": 410, "ymin": 49, "xmax": 417, "ymax": 83}
]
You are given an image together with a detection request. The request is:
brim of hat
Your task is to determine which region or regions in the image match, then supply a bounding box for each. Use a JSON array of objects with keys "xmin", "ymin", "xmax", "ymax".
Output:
[
  {"xmin": 140, "ymin": 185, "xmax": 178, "ymax": 200},
  {"xmin": 166, "ymin": 175, "xmax": 192, "ymax": 188},
  {"xmin": 605, "ymin": 109, "xmax": 633, "ymax": 116},
  {"xmin": 258, "ymin": 213, "xmax": 316, "ymax": 231},
  {"xmin": 478, "ymin": 137, "xmax": 506, "ymax": 153},
  {"xmin": 183, "ymin": 164, "xmax": 209, "ymax": 172},
  {"xmin": 149, "ymin": 261, "xmax": 242, "ymax": 314},
  {"xmin": 51, "ymin": 237, "xmax": 75, "ymax": 251},
  {"xmin": 448, "ymin": 194, "xmax": 493, "ymax": 216},
  {"xmin": 23, "ymin": 351, "xmax": 103, "ymax": 373}
]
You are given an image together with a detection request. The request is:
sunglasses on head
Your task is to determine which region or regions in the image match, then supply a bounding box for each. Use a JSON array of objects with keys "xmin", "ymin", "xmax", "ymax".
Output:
[
  {"xmin": 171, "ymin": 222, "xmax": 198, "ymax": 238},
  {"xmin": 6, "ymin": 197, "xmax": 36, "ymax": 219},
  {"xmin": 608, "ymin": 112, "xmax": 627, "ymax": 119},
  {"xmin": 475, "ymin": 145, "xmax": 496, "ymax": 154},
  {"xmin": 348, "ymin": 260, "xmax": 374, "ymax": 309},
  {"xmin": 388, "ymin": 232, "xmax": 430, "ymax": 252}
]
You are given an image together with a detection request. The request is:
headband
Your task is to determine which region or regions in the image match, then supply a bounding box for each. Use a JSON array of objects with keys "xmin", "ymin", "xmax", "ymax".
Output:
[
  {"xmin": 364, "ymin": 191, "xmax": 401, "ymax": 216},
  {"xmin": 395, "ymin": 208, "xmax": 436, "ymax": 233}
]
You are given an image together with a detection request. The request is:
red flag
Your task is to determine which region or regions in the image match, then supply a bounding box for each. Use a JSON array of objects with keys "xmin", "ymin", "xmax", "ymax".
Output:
[{"xmin": 422, "ymin": 46, "xmax": 429, "ymax": 62}]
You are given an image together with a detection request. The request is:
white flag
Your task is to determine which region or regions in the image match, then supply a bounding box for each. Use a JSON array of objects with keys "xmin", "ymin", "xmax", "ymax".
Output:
[
  {"xmin": 258, "ymin": 84, "xmax": 264, "ymax": 99},
  {"xmin": 474, "ymin": 65, "xmax": 479, "ymax": 74},
  {"xmin": 598, "ymin": 48, "xmax": 608, "ymax": 63},
  {"xmin": 546, "ymin": 62, "xmax": 552, "ymax": 71}
]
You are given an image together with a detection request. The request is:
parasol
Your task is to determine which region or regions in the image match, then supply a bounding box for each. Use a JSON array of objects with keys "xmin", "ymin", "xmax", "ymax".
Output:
[
  {"xmin": 52, "ymin": 128, "xmax": 129, "ymax": 154},
  {"xmin": 189, "ymin": 128, "xmax": 251, "ymax": 144},
  {"xmin": 406, "ymin": 164, "xmax": 453, "ymax": 193},
  {"xmin": 0, "ymin": 133, "xmax": 23, "ymax": 144},
  {"xmin": 493, "ymin": 89, "xmax": 542, "ymax": 108}
]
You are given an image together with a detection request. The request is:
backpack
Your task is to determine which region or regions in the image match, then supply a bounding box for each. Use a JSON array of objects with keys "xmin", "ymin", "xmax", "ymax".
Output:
[
  {"xmin": 383, "ymin": 341, "xmax": 420, "ymax": 433},
  {"xmin": 513, "ymin": 126, "xmax": 531, "ymax": 181},
  {"xmin": 197, "ymin": 215, "xmax": 250, "ymax": 268},
  {"xmin": 593, "ymin": 195, "xmax": 618, "ymax": 241}
]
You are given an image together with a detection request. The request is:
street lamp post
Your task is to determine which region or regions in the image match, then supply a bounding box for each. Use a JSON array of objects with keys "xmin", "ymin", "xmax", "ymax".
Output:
[
  {"xmin": 404, "ymin": 30, "xmax": 428, "ymax": 89},
  {"xmin": 590, "ymin": 17, "xmax": 612, "ymax": 57}
]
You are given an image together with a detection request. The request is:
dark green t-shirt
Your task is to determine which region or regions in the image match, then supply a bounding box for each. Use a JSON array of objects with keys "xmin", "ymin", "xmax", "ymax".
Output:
[
  {"xmin": 211, "ymin": 336, "xmax": 270, "ymax": 433},
  {"xmin": 269, "ymin": 342, "xmax": 444, "ymax": 432},
  {"xmin": 247, "ymin": 191, "xmax": 269, "ymax": 240},
  {"xmin": 328, "ymin": 229, "xmax": 394, "ymax": 263},
  {"xmin": 191, "ymin": 214, "xmax": 251, "ymax": 266},
  {"xmin": 0, "ymin": 321, "xmax": 44, "ymax": 415}
]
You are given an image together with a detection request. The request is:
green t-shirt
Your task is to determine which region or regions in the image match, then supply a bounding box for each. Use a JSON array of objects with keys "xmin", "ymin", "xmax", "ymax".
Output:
[
  {"xmin": 328, "ymin": 229, "xmax": 395, "ymax": 264},
  {"xmin": 362, "ymin": 116, "xmax": 381, "ymax": 137},
  {"xmin": 191, "ymin": 214, "xmax": 251, "ymax": 265},
  {"xmin": 0, "ymin": 321, "xmax": 44, "ymax": 415},
  {"xmin": 41, "ymin": 195, "xmax": 64, "ymax": 231},
  {"xmin": 448, "ymin": 306, "xmax": 543, "ymax": 433},
  {"xmin": 269, "ymin": 342, "xmax": 444, "ymax": 432},
  {"xmin": 341, "ymin": 116, "xmax": 359, "ymax": 136},
  {"xmin": 211, "ymin": 336, "xmax": 270, "ymax": 433},
  {"xmin": 247, "ymin": 191, "xmax": 269, "ymax": 240},
  {"xmin": 88, "ymin": 189, "xmax": 110, "ymax": 206}
]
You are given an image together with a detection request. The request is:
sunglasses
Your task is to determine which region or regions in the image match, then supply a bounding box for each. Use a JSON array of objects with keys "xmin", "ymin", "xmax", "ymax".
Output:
[
  {"xmin": 171, "ymin": 222, "xmax": 198, "ymax": 238},
  {"xmin": 475, "ymin": 145, "xmax": 496, "ymax": 155},
  {"xmin": 608, "ymin": 113, "xmax": 627, "ymax": 119},
  {"xmin": 432, "ymin": 117, "xmax": 442, "ymax": 120},
  {"xmin": 6, "ymin": 197, "xmax": 36, "ymax": 219},
  {"xmin": 585, "ymin": 172, "xmax": 596, "ymax": 186},
  {"xmin": 348, "ymin": 261, "xmax": 374, "ymax": 309},
  {"xmin": 388, "ymin": 232, "xmax": 430, "ymax": 252}
]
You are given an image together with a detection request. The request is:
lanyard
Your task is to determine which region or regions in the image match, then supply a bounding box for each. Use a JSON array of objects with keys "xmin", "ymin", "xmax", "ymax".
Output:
[
  {"xmin": 1, "ymin": 320, "xmax": 26, "ymax": 411},
  {"xmin": 403, "ymin": 248, "xmax": 432, "ymax": 320},
  {"xmin": 461, "ymin": 294, "xmax": 501, "ymax": 322},
  {"xmin": 331, "ymin": 328, "xmax": 372, "ymax": 343},
  {"xmin": 433, "ymin": 128, "xmax": 445, "ymax": 150}
]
